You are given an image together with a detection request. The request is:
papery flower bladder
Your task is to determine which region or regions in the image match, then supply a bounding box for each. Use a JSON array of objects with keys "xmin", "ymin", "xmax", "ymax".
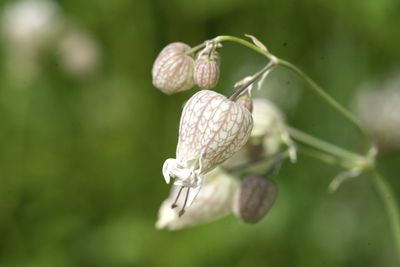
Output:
[
  {"xmin": 156, "ymin": 167, "xmax": 238, "ymax": 230},
  {"xmin": 163, "ymin": 90, "xmax": 253, "ymax": 215}
]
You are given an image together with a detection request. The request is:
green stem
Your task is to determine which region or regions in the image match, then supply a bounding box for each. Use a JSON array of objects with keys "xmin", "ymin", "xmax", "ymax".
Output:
[
  {"xmin": 277, "ymin": 59, "xmax": 365, "ymax": 135},
  {"xmin": 286, "ymin": 125, "xmax": 363, "ymax": 163},
  {"xmin": 200, "ymin": 35, "xmax": 398, "ymax": 262},
  {"xmin": 371, "ymin": 170, "xmax": 400, "ymax": 260},
  {"xmin": 215, "ymin": 35, "xmax": 271, "ymax": 58},
  {"xmin": 296, "ymin": 145, "xmax": 355, "ymax": 169}
]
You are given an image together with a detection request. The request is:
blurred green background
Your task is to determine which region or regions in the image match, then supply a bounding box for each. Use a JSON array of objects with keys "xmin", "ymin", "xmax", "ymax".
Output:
[{"xmin": 0, "ymin": 0, "xmax": 400, "ymax": 266}]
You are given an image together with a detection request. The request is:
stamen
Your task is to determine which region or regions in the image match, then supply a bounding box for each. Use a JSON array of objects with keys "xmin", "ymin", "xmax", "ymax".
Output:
[
  {"xmin": 178, "ymin": 187, "xmax": 190, "ymax": 217},
  {"xmin": 171, "ymin": 186, "xmax": 184, "ymax": 209}
]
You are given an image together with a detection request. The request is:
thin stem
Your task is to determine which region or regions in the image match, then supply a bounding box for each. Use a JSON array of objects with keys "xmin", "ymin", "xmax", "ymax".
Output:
[
  {"xmin": 277, "ymin": 59, "xmax": 366, "ymax": 136},
  {"xmin": 296, "ymin": 145, "xmax": 355, "ymax": 169},
  {"xmin": 286, "ymin": 126, "xmax": 363, "ymax": 163},
  {"xmin": 215, "ymin": 35, "xmax": 272, "ymax": 58},
  {"xmin": 186, "ymin": 43, "xmax": 207, "ymax": 55},
  {"xmin": 371, "ymin": 170, "xmax": 400, "ymax": 261}
]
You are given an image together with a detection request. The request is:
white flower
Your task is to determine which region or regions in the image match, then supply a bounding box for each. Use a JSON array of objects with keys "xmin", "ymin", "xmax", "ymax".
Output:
[
  {"xmin": 1, "ymin": 0, "xmax": 60, "ymax": 47},
  {"xmin": 162, "ymin": 90, "xmax": 253, "ymax": 213},
  {"xmin": 58, "ymin": 28, "xmax": 101, "ymax": 77},
  {"xmin": 354, "ymin": 73, "xmax": 400, "ymax": 150},
  {"xmin": 156, "ymin": 168, "xmax": 238, "ymax": 230}
]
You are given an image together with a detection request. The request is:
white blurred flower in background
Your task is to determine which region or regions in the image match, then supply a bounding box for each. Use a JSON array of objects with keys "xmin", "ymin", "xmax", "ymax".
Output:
[
  {"xmin": 1, "ymin": 0, "xmax": 102, "ymax": 81},
  {"xmin": 354, "ymin": 72, "xmax": 400, "ymax": 151},
  {"xmin": 1, "ymin": 0, "xmax": 60, "ymax": 48},
  {"xmin": 57, "ymin": 27, "xmax": 102, "ymax": 77},
  {"xmin": 1, "ymin": 0, "xmax": 62, "ymax": 80}
]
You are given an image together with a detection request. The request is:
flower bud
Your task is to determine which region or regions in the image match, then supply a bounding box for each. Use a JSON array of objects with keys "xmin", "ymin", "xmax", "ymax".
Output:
[
  {"xmin": 152, "ymin": 42, "xmax": 195, "ymax": 95},
  {"xmin": 162, "ymin": 90, "xmax": 253, "ymax": 211},
  {"xmin": 233, "ymin": 175, "xmax": 277, "ymax": 223},
  {"xmin": 193, "ymin": 47, "xmax": 220, "ymax": 90}
]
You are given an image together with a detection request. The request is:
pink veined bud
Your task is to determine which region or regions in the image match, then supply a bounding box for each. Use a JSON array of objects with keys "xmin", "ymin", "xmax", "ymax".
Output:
[
  {"xmin": 233, "ymin": 175, "xmax": 278, "ymax": 224},
  {"xmin": 193, "ymin": 48, "xmax": 220, "ymax": 90},
  {"xmin": 152, "ymin": 42, "xmax": 195, "ymax": 95},
  {"xmin": 162, "ymin": 90, "xmax": 253, "ymax": 214}
]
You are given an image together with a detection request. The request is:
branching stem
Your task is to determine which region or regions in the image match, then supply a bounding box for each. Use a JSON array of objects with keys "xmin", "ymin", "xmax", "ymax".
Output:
[{"xmin": 188, "ymin": 35, "xmax": 399, "ymax": 262}]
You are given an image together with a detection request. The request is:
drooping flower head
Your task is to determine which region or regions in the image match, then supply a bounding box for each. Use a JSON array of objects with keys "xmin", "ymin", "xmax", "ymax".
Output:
[{"xmin": 163, "ymin": 90, "xmax": 253, "ymax": 214}]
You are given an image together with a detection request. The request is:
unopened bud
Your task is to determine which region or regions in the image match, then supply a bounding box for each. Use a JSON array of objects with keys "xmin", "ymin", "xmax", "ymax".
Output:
[
  {"xmin": 152, "ymin": 42, "xmax": 195, "ymax": 95},
  {"xmin": 193, "ymin": 47, "xmax": 220, "ymax": 90},
  {"xmin": 233, "ymin": 175, "xmax": 277, "ymax": 223}
]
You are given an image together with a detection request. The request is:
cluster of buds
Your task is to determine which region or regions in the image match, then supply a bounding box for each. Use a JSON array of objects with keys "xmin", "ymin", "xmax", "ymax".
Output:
[{"xmin": 152, "ymin": 41, "xmax": 220, "ymax": 94}]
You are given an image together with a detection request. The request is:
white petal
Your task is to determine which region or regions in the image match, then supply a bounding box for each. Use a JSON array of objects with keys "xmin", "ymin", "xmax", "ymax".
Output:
[
  {"xmin": 162, "ymin": 158, "xmax": 176, "ymax": 184},
  {"xmin": 156, "ymin": 168, "xmax": 238, "ymax": 230}
]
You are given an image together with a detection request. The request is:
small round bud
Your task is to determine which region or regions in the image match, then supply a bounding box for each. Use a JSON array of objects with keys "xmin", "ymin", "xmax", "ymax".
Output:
[
  {"xmin": 233, "ymin": 175, "xmax": 277, "ymax": 224},
  {"xmin": 152, "ymin": 42, "xmax": 195, "ymax": 95},
  {"xmin": 193, "ymin": 48, "xmax": 220, "ymax": 90}
]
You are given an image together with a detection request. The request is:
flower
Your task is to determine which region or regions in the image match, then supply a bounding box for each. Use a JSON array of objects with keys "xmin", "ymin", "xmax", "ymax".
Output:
[
  {"xmin": 162, "ymin": 90, "xmax": 253, "ymax": 214},
  {"xmin": 354, "ymin": 73, "xmax": 400, "ymax": 151},
  {"xmin": 57, "ymin": 27, "xmax": 101, "ymax": 77},
  {"xmin": 156, "ymin": 167, "xmax": 238, "ymax": 230},
  {"xmin": 232, "ymin": 175, "xmax": 278, "ymax": 223},
  {"xmin": 1, "ymin": 0, "xmax": 60, "ymax": 48},
  {"xmin": 152, "ymin": 42, "xmax": 195, "ymax": 95}
]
